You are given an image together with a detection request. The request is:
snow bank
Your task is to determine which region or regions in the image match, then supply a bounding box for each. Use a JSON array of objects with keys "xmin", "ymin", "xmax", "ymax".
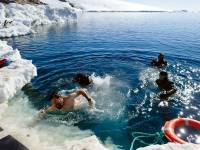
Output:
[
  {"xmin": 69, "ymin": 0, "xmax": 166, "ymax": 12},
  {"xmin": 0, "ymin": 22, "xmax": 33, "ymax": 38},
  {"xmin": 0, "ymin": 0, "xmax": 77, "ymax": 38},
  {"xmin": 0, "ymin": 0, "xmax": 169, "ymax": 38},
  {"xmin": 0, "ymin": 40, "xmax": 37, "ymax": 103},
  {"xmin": 41, "ymin": 0, "xmax": 74, "ymax": 9},
  {"xmin": 137, "ymin": 143, "xmax": 200, "ymax": 150},
  {"xmin": 64, "ymin": 136, "xmax": 109, "ymax": 150}
]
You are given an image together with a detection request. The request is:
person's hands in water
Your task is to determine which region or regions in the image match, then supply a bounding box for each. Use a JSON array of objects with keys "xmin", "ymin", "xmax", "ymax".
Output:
[
  {"xmin": 37, "ymin": 109, "xmax": 47, "ymax": 120},
  {"xmin": 159, "ymin": 91, "xmax": 167, "ymax": 99},
  {"xmin": 88, "ymin": 97, "xmax": 94, "ymax": 108}
]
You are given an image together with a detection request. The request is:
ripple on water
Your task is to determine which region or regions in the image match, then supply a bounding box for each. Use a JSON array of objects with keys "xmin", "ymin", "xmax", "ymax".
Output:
[{"xmin": 4, "ymin": 12, "xmax": 200, "ymax": 149}]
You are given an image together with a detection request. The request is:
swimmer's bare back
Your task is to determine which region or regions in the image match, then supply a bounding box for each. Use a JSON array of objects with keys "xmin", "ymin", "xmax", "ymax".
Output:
[
  {"xmin": 36, "ymin": 90, "xmax": 93, "ymax": 122},
  {"xmin": 61, "ymin": 91, "xmax": 84, "ymax": 111}
]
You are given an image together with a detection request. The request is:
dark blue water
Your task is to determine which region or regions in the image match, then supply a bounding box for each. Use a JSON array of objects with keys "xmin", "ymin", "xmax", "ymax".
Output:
[{"xmin": 6, "ymin": 12, "xmax": 200, "ymax": 149}]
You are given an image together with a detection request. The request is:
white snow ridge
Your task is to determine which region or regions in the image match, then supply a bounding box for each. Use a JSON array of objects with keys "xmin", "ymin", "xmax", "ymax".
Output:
[
  {"xmin": 0, "ymin": 40, "xmax": 37, "ymax": 103},
  {"xmin": 0, "ymin": 0, "xmax": 77, "ymax": 38},
  {"xmin": 68, "ymin": 0, "xmax": 166, "ymax": 12},
  {"xmin": 137, "ymin": 143, "xmax": 200, "ymax": 150},
  {"xmin": 0, "ymin": 0, "xmax": 168, "ymax": 38}
]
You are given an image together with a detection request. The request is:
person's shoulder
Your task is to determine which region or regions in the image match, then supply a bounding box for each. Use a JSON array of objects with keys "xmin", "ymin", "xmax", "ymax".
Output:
[{"xmin": 151, "ymin": 59, "xmax": 157, "ymax": 65}]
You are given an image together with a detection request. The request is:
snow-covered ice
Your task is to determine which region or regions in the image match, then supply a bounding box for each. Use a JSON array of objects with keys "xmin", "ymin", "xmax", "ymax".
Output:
[
  {"xmin": 137, "ymin": 143, "xmax": 200, "ymax": 150},
  {"xmin": 0, "ymin": 40, "xmax": 109, "ymax": 150},
  {"xmin": 64, "ymin": 136, "xmax": 109, "ymax": 150},
  {"xmin": 69, "ymin": 0, "xmax": 167, "ymax": 12},
  {"xmin": 0, "ymin": 0, "xmax": 77, "ymax": 38},
  {"xmin": 0, "ymin": 40, "xmax": 37, "ymax": 103},
  {"xmin": 0, "ymin": 22, "xmax": 33, "ymax": 38},
  {"xmin": 0, "ymin": 0, "xmax": 169, "ymax": 38}
]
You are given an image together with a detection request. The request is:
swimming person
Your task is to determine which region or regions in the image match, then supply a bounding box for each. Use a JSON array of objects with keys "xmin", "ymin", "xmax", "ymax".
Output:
[
  {"xmin": 151, "ymin": 53, "xmax": 167, "ymax": 68},
  {"xmin": 73, "ymin": 73, "xmax": 92, "ymax": 87},
  {"xmin": 38, "ymin": 89, "xmax": 94, "ymax": 119},
  {"xmin": 156, "ymin": 71, "xmax": 177, "ymax": 99}
]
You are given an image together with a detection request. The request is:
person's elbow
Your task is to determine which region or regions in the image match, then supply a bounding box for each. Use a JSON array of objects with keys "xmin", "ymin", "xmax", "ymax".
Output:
[
  {"xmin": 167, "ymin": 87, "xmax": 177, "ymax": 95},
  {"xmin": 76, "ymin": 89, "xmax": 85, "ymax": 96},
  {"xmin": 172, "ymin": 87, "xmax": 177, "ymax": 93}
]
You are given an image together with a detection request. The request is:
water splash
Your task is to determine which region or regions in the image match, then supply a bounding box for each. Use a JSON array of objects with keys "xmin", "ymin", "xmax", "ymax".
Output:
[{"xmin": 0, "ymin": 92, "xmax": 97, "ymax": 150}]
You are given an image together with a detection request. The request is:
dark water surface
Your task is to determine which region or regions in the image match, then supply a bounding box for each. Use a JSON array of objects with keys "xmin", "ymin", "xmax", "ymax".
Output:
[{"xmin": 6, "ymin": 12, "xmax": 200, "ymax": 149}]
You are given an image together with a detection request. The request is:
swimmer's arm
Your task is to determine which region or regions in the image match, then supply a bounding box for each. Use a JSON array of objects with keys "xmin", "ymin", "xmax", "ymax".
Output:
[
  {"xmin": 75, "ymin": 89, "xmax": 90, "ymax": 100},
  {"xmin": 151, "ymin": 59, "xmax": 156, "ymax": 65},
  {"xmin": 37, "ymin": 106, "xmax": 56, "ymax": 119},
  {"xmin": 166, "ymin": 85, "xmax": 177, "ymax": 95},
  {"xmin": 160, "ymin": 84, "xmax": 177, "ymax": 98},
  {"xmin": 156, "ymin": 79, "xmax": 160, "ymax": 86},
  {"xmin": 76, "ymin": 90, "xmax": 93, "ymax": 108},
  {"xmin": 167, "ymin": 82, "xmax": 176, "ymax": 94}
]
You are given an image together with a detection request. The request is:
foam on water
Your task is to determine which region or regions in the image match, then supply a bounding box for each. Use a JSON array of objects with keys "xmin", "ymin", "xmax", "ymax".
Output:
[
  {"xmin": 0, "ymin": 41, "xmax": 113, "ymax": 150},
  {"xmin": 51, "ymin": 74, "xmax": 127, "ymax": 123},
  {"xmin": 0, "ymin": 92, "xmax": 110, "ymax": 150},
  {"xmin": 0, "ymin": 74, "xmax": 125, "ymax": 150},
  {"xmin": 128, "ymin": 62, "xmax": 200, "ymax": 121},
  {"xmin": 89, "ymin": 74, "xmax": 127, "ymax": 120}
]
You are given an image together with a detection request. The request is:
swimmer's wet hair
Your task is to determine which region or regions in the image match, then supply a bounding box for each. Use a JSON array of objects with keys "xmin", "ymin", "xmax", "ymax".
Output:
[
  {"xmin": 160, "ymin": 71, "xmax": 168, "ymax": 76},
  {"xmin": 73, "ymin": 73, "xmax": 89, "ymax": 80},
  {"xmin": 73, "ymin": 73, "xmax": 91, "ymax": 86},
  {"xmin": 159, "ymin": 53, "xmax": 164, "ymax": 56},
  {"xmin": 49, "ymin": 91, "xmax": 60, "ymax": 100}
]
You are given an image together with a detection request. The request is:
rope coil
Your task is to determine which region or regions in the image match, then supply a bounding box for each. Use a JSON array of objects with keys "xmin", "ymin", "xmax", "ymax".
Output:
[{"xmin": 130, "ymin": 131, "xmax": 165, "ymax": 150}]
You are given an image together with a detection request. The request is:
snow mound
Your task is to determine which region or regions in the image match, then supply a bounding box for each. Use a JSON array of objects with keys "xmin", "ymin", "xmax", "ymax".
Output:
[
  {"xmin": 0, "ymin": 23, "xmax": 33, "ymax": 38},
  {"xmin": 137, "ymin": 143, "xmax": 200, "ymax": 150},
  {"xmin": 69, "ymin": 0, "xmax": 166, "ymax": 12},
  {"xmin": 64, "ymin": 136, "xmax": 108, "ymax": 150},
  {"xmin": 41, "ymin": 0, "xmax": 74, "ymax": 9},
  {"xmin": 0, "ymin": 0, "xmax": 77, "ymax": 38},
  {"xmin": 0, "ymin": 40, "xmax": 37, "ymax": 103}
]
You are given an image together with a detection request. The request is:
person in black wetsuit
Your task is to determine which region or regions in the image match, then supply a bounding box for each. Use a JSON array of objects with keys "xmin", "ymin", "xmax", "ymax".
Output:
[
  {"xmin": 156, "ymin": 71, "xmax": 177, "ymax": 99},
  {"xmin": 73, "ymin": 73, "xmax": 92, "ymax": 87},
  {"xmin": 151, "ymin": 53, "xmax": 167, "ymax": 68}
]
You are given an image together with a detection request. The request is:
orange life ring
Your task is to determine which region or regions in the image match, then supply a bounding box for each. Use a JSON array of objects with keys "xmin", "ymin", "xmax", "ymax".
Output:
[{"xmin": 163, "ymin": 118, "xmax": 200, "ymax": 144}]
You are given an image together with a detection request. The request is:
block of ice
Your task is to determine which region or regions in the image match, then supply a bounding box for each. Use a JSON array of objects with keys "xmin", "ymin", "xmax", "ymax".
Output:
[
  {"xmin": 64, "ymin": 135, "xmax": 108, "ymax": 150},
  {"xmin": 68, "ymin": 0, "xmax": 167, "ymax": 12},
  {"xmin": 137, "ymin": 143, "xmax": 200, "ymax": 150},
  {"xmin": 0, "ymin": 0, "xmax": 77, "ymax": 38},
  {"xmin": 0, "ymin": 40, "xmax": 37, "ymax": 103}
]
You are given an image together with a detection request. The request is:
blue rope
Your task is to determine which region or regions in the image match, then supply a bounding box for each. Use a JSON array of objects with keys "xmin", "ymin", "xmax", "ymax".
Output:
[{"xmin": 130, "ymin": 131, "xmax": 165, "ymax": 150}]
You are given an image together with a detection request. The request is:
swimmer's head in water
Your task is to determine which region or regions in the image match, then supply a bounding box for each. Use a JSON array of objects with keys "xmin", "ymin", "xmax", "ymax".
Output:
[
  {"xmin": 49, "ymin": 91, "xmax": 61, "ymax": 101},
  {"xmin": 158, "ymin": 53, "xmax": 164, "ymax": 60},
  {"xmin": 159, "ymin": 71, "xmax": 168, "ymax": 81},
  {"xmin": 73, "ymin": 73, "xmax": 91, "ymax": 86},
  {"xmin": 49, "ymin": 91, "xmax": 64, "ymax": 109}
]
